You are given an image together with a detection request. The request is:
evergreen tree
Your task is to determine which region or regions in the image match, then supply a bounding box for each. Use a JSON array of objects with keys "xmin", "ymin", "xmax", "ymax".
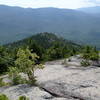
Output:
[
  {"xmin": 15, "ymin": 48, "xmax": 44, "ymax": 85},
  {"xmin": 0, "ymin": 46, "xmax": 12, "ymax": 74},
  {"xmin": 82, "ymin": 46, "xmax": 99, "ymax": 61}
]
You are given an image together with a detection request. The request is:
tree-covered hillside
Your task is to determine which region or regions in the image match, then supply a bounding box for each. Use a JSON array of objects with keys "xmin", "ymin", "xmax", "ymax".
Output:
[
  {"xmin": 6, "ymin": 32, "xmax": 81, "ymax": 61},
  {"xmin": 7, "ymin": 32, "xmax": 80, "ymax": 49},
  {"xmin": 0, "ymin": 32, "xmax": 82, "ymax": 74}
]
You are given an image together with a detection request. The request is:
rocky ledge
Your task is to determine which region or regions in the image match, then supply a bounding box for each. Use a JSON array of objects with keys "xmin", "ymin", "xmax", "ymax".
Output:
[{"xmin": 0, "ymin": 56, "xmax": 100, "ymax": 100}]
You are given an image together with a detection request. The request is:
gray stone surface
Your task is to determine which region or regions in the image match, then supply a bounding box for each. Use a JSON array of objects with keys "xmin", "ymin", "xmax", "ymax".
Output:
[
  {"xmin": 0, "ymin": 56, "xmax": 100, "ymax": 100},
  {"xmin": 35, "ymin": 59, "xmax": 100, "ymax": 100},
  {"xmin": 0, "ymin": 84, "xmax": 53, "ymax": 100},
  {"xmin": 0, "ymin": 84, "xmax": 73, "ymax": 100}
]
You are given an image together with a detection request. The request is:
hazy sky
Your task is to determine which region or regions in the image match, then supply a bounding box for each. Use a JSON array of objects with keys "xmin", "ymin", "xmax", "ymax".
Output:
[{"xmin": 0, "ymin": 0, "xmax": 100, "ymax": 9}]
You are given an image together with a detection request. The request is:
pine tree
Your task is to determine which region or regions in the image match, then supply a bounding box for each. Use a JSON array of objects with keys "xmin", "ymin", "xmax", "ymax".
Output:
[{"xmin": 15, "ymin": 48, "xmax": 44, "ymax": 85}]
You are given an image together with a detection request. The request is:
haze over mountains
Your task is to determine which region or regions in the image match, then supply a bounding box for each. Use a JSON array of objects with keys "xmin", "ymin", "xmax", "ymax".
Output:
[
  {"xmin": 78, "ymin": 6, "xmax": 100, "ymax": 14},
  {"xmin": 0, "ymin": 5, "xmax": 100, "ymax": 48}
]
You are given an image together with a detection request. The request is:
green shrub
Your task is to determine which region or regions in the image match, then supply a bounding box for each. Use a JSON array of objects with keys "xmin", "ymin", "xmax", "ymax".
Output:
[
  {"xmin": 89, "ymin": 52, "xmax": 99, "ymax": 61},
  {"xmin": 18, "ymin": 96, "xmax": 29, "ymax": 100},
  {"xmin": 81, "ymin": 60, "xmax": 90, "ymax": 67},
  {"xmin": 0, "ymin": 78, "xmax": 6, "ymax": 87},
  {"xmin": 0, "ymin": 46, "xmax": 12, "ymax": 74},
  {"xmin": 9, "ymin": 67, "xmax": 27, "ymax": 85},
  {"xmin": 27, "ymin": 77, "xmax": 37, "ymax": 86},
  {"xmin": 0, "ymin": 94, "xmax": 9, "ymax": 100},
  {"xmin": 12, "ymin": 75, "xmax": 28, "ymax": 85},
  {"xmin": 82, "ymin": 46, "xmax": 99, "ymax": 61},
  {"xmin": 12, "ymin": 75, "xmax": 21, "ymax": 85},
  {"xmin": 15, "ymin": 48, "xmax": 44, "ymax": 86},
  {"xmin": 82, "ymin": 53, "xmax": 90, "ymax": 60}
]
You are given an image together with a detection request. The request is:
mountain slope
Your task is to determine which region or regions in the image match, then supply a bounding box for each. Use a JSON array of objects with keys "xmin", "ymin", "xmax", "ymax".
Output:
[
  {"xmin": 78, "ymin": 6, "xmax": 100, "ymax": 14},
  {"xmin": 0, "ymin": 5, "xmax": 100, "ymax": 48},
  {"xmin": 6, "ymin": 33, "xmax": 81, "ymax": 61},
  {"xmin": 7, "ymin": 32, "xmax": 80, "ymax": 49}
]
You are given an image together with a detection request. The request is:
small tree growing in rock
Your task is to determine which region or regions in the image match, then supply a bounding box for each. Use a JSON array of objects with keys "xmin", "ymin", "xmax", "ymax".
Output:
[
  {"xmin": 15, "ymin": 48, "xmax": 44, "ymax": 85},
  {"xmin": 81, "ymin": 60, "xmax": 90, "ymax": 67},
  {"xmin": 18, "ymin": 96, "xmax": 29, "ymax": 100},
  {"xmin": 0, "ymin": 78, "xmax": 6, "ymax": 87},
  {"xmin": 0, "ymin": 94, "xmax": 9, "ymax": 100},
  {"xmin": 9, "ymin": 67, "xmax": 27, "ymax": 85}
]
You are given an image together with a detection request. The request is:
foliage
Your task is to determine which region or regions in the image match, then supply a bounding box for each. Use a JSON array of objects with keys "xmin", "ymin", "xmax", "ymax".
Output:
[
  {"xmin": 12, "ymin": 75, "xmax": 24, "ymax": 85},
  {"xmin": 45, "ymin": 41, "xmax": 78, "ymax": 61},
  {"xmin": 0, "ymin": 33, "xmax": 99, "ymax": 76},
  {"xmin": 29, "ymin": 42, "xmax": 45, "ymax": 61},
  {"xmin": 0, "ymin": 46, "xmax": 13, "ymax": 74},
  {"xmin": 15, "ymin": 48, "xmax": 44, "ymax": 85},
  {"xmin": 6, "ymin": 33, "xmax": 81, "ymax": 62},
  {"xmin": 82, "ymin": 46, "xmax": 99, "ymax": 61},
  {"xmin": 0, "ymin": 78, "xmax": 6, "ymax": 87},
  {"xmin": 89, "ymin": 52, "xmax": 99, "ymax": 61},
  {"xmin": 9, "ymin": 67, "xmax": 19, "ymax": 85},
  {"xmin": 18, "ymin": 96, "xmax": 29, "ymax": 100},
  {"xmin": 46, "ymin": 47, "xmax": 63, "ymax": 60},
  {"xmin": 81, "ymin": 60, "xmax": 90, "ymax": 67},
  {"xmin": 0, "ymin": 94, "xmax": 9, "ymax": 100},
  {"xmin": 0, "ymin": 33, "xmax": 81, "ymax": 74},
  {"xmin": 8, "ymin": 67, "xmax": 27, "ymax": 85}
]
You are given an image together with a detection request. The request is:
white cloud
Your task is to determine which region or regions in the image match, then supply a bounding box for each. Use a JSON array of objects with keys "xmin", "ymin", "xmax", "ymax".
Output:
[
  {"xmin": 87, "ymin": 0, "xmax": 100, "ymax": 5},
  {"xmin": 0, "ymin": 0, "xmax": 99, "ymax": 9}
]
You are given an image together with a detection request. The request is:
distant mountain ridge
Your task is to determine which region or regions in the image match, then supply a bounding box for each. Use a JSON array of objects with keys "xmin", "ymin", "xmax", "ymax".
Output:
[
  {"xmin": 78, "ymin": 6, "xmax": 100, "ymax": 13},
  {"xmin": 0, "ymin": 5, "xmax": 100, "ymax": 48}
]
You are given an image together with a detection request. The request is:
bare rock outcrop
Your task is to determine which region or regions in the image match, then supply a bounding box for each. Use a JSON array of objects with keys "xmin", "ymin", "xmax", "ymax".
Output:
[
  {"xmin": 35, "ymin": 60, "xmax": 100, "ymax": 100},
  {"xmin": 0, "ymin": 56, "xmax": 100, "ymax": 100}
]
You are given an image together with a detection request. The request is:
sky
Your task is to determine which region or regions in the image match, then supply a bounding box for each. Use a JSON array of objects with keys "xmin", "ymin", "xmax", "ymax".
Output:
[{"xmin": 0, "ymin": 0, "xmax": 100, "ymax": 9}]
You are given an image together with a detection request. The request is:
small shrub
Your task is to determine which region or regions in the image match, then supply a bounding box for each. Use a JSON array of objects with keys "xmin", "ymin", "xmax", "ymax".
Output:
[
  {"xmin": 82, "ymin": 46, "xmax": 99, "ymax": 61},
  {"xmin": 0, "ymin": 78, "xmax": 6, "ymax": 87},
  {"xmin": 0, "ymin": 94, "xmax": 9, "ymax": 100},
  {"xmin": 9, "ymin": 67, "xmax": 27, "ymax": 85},
  {"xmin": 89, "ymin": 52, "xmax": 99, "ymax": 61},
  {"xmin": 27, "ymin": 77, "xmax": 37, "ymax": 86},
  {"xmin": 18, "ymin": 96, "xmax": 29, "ymax": 100},
  {"xmin": 12, "ymin": 75, "xmax": 28, "ymax": 85},
  {"xmin": 81, "ymin": 60, "xmax": 90, "ymax": 67},
  {"xmin": 12, "ymin": 75, "xmax": 21, "ymax": 85}
]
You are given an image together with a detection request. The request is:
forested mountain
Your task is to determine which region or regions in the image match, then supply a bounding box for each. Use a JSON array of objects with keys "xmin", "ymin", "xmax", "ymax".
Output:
[
  {"xmin": 7, "ymin": 32, "xmax": 80, "ymax": 49},
  {"xmin": 0, "ymin": 5, "xmax": 100, "ymax": 48},
  {"xmin": 6, "ymin": 32, "xmax": 81, "ymax": 64}
]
